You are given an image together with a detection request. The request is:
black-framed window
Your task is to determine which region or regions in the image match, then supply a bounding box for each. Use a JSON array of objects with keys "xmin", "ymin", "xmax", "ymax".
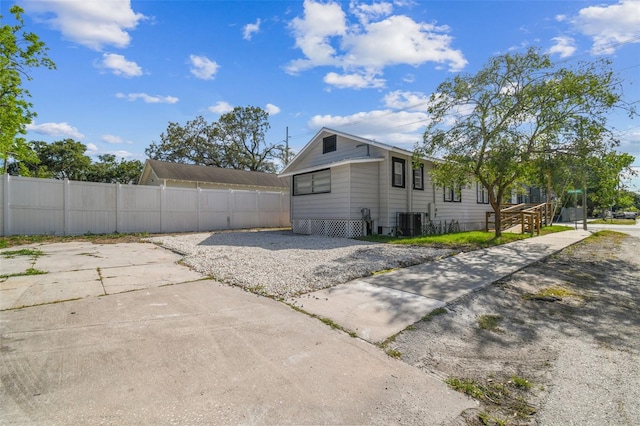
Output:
[
  {"xmin": 413, "ymin": 164, "xmax": 424, "ymax": 190},
  {"xmin": 322, "ymin": 135, "xmax": 337, "ymax": 154},
  {"xmin": 293, "ymin": 169, "xmax": 331, "ymax": 195},
  {"xmin": 477, "ymin": 182, "xmax": 489, "ymax": 204},
  {"xmin": 444, "ymin": 184, "xmax": 461, "ymax": 202},
  {"xmin": 392, "ymin": 157, "xmax": 405, "ymax": 188}
]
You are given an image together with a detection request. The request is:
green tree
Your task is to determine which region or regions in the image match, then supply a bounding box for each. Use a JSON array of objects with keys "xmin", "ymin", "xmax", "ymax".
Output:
[
  {"xmin": 145, "ymin": 115, "xmax": 223, "ymax": 166},
  {"xmin": 216, "ymin": 106, "xmax": 283, "ymax": 172},
  {"xmin": 146, "ymin": 106, "xmax": 284, "ymax": 172},
  {"xmin": 588, "ymin": 152, "xmax": 636, "ymax": 216},
  {"xmin": 86, "ymin": 154, "xmax": 143, "ymax": 184},
  {"xmin": 419, "ymin": 48, "xmax": 629, "ymax": 236},
  {"xmin": 30, "ymin": 139, "xmax": 91, "ymax": 180},
  {"xmin": 1, "ymin": 5, "xmax": 56, "ymax": 173}
]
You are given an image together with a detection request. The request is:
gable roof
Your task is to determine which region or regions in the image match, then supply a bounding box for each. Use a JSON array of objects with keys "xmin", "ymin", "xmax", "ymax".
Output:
[
  {"xmin": 140, "ymin": 159, "xmax": 289, "ymax": 189},
  {"xmin": 279, "ymin": 127, "xmax": 438, "ymax": 176}
]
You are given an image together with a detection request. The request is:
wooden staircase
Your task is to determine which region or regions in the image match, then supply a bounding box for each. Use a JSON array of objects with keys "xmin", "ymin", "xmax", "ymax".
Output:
[{"xmin": 486, "ymin": 203, "xmax": 553, "ymax": 235}]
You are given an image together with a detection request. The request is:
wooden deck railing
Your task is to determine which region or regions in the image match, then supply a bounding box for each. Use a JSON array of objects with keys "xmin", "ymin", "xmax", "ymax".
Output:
[{"xmin": 486, "ymin": 203, "xmax": 553, "ymax": 235}]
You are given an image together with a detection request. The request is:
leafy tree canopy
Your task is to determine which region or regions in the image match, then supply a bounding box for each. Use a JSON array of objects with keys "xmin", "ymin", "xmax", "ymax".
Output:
[
  {"xmin": 419, "ymin": 47, "xmax": 634, "ymax": 235},
  {"xmin": 146, "ymin": 106, "xmax": 284, "ymax": 173},
  {"xmin": 11, "ymin": 139, "xmax": 143, "ymax": 184},
  {"xmin": 1, "ymin": 5, "xmax": 56, "ymax": 173}
]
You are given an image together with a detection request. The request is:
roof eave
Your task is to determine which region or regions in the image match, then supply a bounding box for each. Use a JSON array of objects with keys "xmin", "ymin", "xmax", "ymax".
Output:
[{"xmin": 278, "ymin": 156, "xmax": 384, "ymax": 177}]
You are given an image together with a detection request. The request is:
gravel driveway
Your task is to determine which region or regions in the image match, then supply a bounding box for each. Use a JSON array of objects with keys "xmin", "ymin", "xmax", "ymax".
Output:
[{"xmin": 148, "ymin": 230, "xmax": 452, "ymax": 298}]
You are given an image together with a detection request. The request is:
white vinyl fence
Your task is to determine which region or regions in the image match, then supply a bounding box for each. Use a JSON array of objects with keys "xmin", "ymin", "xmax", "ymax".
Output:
[{"xmin": 1, "ymin": 175, "xmax": 290, "ymax": 236}]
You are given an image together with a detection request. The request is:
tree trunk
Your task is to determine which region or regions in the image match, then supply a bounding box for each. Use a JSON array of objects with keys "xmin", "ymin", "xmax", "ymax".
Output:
[
  {"xmin": 582, "ymin": 177, "xmax": 588, "ymax": 231},
  {"xmin": 494, "ymin": 203, "xmax": 502, "ymax": 237}
]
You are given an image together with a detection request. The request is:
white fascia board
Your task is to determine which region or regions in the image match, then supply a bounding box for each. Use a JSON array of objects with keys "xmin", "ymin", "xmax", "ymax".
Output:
[{"xmin": 278, "ymin": 157, "xmax": 384, "ymax": 177}]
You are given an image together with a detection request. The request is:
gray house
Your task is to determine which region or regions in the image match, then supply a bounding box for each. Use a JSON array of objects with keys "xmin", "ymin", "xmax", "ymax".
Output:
[{"xmin": 278, "ymin": 128, "xmax": 493, "ymax": 238}]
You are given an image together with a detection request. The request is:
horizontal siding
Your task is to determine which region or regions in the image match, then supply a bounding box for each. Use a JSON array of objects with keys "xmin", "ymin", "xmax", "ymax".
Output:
[
  {"xmin": 387, "ymin": 152, "xmax": 411, "ymax": 227},
  {"xmin": 293, "ymin": 132, "xmax": 387, "ymax": 170},
  {"xmin": 349, "ymin": 163, "xmax": 379, "ymax": 221},
  {"xmin": 410, "ymin": 161, "xmax": 435, "ymax": 212},
  {"xmin": 291, "ymin": 165, "xmax": 350, "ymax": 219},
  {"xmin": 434, "ymin": 184, "xmax": 493, "ymax": 225}
]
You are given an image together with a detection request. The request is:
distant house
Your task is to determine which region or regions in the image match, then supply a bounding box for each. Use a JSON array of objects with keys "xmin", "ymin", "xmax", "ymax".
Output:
[
  {"xmin": 278, "ymin": 128, "xmax": 493, "ymax": 238},
  {"xmin": 139, "ymin": 159, "xmax": 289, "ymax": 192}
]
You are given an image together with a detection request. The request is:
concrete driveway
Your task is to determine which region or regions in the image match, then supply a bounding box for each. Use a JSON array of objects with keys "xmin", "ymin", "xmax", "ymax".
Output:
[{"xmin": 1, "ymin": 241, "xmax": 474, "ymax": 425}]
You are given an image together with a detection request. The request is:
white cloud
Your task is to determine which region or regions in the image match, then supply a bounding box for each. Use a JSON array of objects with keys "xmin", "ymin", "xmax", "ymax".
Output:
[
  {"xmin": 243, "ymin": 18, "xmax": 261, "ymax": 40},
  {"xmin": 189, "ymin": 55, "xmax": 220, "ymax": 80},
  {"xmin": 286, "ymin": 0, "xmax": 467, "ymax": 89},
  {"xmin": 349, "ymin": 1, "xmax": 393, "ymax": 24},
  {"xmin": 208, "ymin": 101, "xmax": 234, "ymax": 114},
  {"xmin": 116, "ymin": 93, "xmax": 178, "ymax": 103},
  {"xmin": 555, "ymin": 14, "xmax": 567, "ymax": 22},
  {"xmin": 403, "ymin": 74, "xmax": 416, "ymax": 83},
  {"xmin": 265, "ymin": 103, "xmax": 281, "ymax": 115},
  {"xmin": 97, "ymin": 53, "xmax": 142, "ymax": 77},
  {"xmin": 572, "ymin": 0, "xmax": 640, "ymax": 54},
  {"xmin": 286, "ymin": 0, "xmax": 348, "ymax": 73},
  {"xmin": 101, "ymin": 134, "xmax": 127, "ymax": 144},
  {"xmin": 344, "ymin": 15, "xmax": 466, "ymax": 70},
  {"xmin": 86, "ymin": 143, "xmax": 99, "ymax": 153},
  {"xmin": 308, "ymin": 109, "xmax": 430, "ymax": 147},
  {"xmin": 383, "ymin": 90, "xmax": 431, "ymax": 111},
  {"xmin": 24, "ymin": 0, "xmax": 145, "ymax": 50},
  {"xmin": 108, "ymin": 149, "xmax": 134, "ymax": 158},
  {"xmin": 323, "ymin": 71, "xmax": 385, "ymax": 89},
  {"xmin": 26, "ymin": 121, "xmax": 85, "ymax": 139},
  {"xmin": 547, "ymin": 36, "xmax": 577, "ymax": 58}
]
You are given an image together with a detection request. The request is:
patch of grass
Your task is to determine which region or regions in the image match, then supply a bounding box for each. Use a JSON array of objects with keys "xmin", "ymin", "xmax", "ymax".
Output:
[
  {"xmin": 447, "ymin": 376, "xmax": 537, "ymax": 422},
  {"xmin": 587, "ymin": 230, "xmax": 627, "ymax": 243},
  {"xmin": 0, "ymin": 232, "xmax": 150, "ymax": 249},
  {"xmin": 384, "ymin": 348, "xmax": 402, "ymax": 358},
  {"xmin": 510, "ymin": 375, "xmax": 532, "ymax": 390},
  {"xmin": 478, "ymin": 411, "xmax": 507, "ymax": 426},
  {"xmin": 477, "ymin": 314, "xmax": 503, "ymax": 332},
  {"xmin": 287, "ymin": 303, "xmax": 358, "ymax": 338},
  {"xmin": 371, "ymin": 268, "xmax": 397, "ymax": 275},
  {"xmin": 378, "ymin": 332, "xmax": 404, "ymax": 358},
  {"xmin": 358, "ymin": 226, "xmax": 572, "ymax": 251},
  {"xmin": 422, "ymin": 307, "xmax": 448, "ymax": 322},
  {"xmin": 536, "ymin": 286, "xmax": 577, "ymax": 299},
  {"xmin": 0, "ymin": 268, "xmax": 48, "ymax": 279},
  {"xmin": 590, "ymin": 218, "xmax": 636, "ymax": 225},
  {"xmin": 1, "ymin": 249, "xmax": 44, "ymax": 258},
  {"xmin": 446, "ymin": 377, "xmax": 485, "ymax": 399}
]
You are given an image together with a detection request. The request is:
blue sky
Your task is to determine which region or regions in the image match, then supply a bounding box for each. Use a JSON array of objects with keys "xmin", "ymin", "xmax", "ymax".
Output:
[{"xmin": 6, "ymin": 0, "xmax": 640, "ymax": 191}]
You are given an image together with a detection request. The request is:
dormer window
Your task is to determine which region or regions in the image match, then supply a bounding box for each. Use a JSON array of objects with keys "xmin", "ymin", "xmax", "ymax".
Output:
[{"xmin": 322, "ymin": 135, "xmax": 337, "ymax": 154}]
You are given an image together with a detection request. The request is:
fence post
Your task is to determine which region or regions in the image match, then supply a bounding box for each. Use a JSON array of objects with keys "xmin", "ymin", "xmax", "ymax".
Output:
[
  {"xmin": 197, "ymin": 187, "xmax": 201, "ymax": 232},
  {"xmin": 2, "ymin": 174, "xmax": 9, "ymax": 236},
  {"xmin": 281, "ymin": 192, "xmax": 286, "ymax": 227},
  {"xmin": 160, "ymin": 185, "xmax": 165, "ymax": 233},
  {"xmin": 256, "ymin": 191, "xmax": 261, "ymax": 227},
  {"xmin": 116, "ymin": 183, "xmax": 121, "ymax": 233},
  {"xmin": 227, "ymin": 190, "xmax": 232, "ymax": 229},
  {"xmin": 64, "ymin": 178, "xmax": 70, "ymax": 236}
]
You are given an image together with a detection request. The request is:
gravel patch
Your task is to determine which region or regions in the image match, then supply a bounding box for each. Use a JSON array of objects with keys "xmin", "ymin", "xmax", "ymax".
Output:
[{"xmin": 147, "ymin": 229, "xmax": 453, "ymax": 298}]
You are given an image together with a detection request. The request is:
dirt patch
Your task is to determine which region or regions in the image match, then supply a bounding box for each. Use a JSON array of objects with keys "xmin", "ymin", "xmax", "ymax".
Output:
[{"xmin": 393, "ymin": 231, "xmax": 640, "ymax": 425}]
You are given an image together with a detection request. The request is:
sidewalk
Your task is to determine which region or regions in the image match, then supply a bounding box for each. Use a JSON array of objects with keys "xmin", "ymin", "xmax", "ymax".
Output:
[{"xmin": 287, "ymin": 229, "xmax": 593, "ymax": 343}]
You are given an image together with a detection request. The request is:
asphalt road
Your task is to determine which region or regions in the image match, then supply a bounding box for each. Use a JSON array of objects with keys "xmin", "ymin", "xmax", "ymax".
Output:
[{"xmin": 562, "ymin": 219, "xmax": 640, "ymax": 238}]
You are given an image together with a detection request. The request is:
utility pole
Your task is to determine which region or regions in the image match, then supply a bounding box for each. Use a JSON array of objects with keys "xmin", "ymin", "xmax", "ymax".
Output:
[{"xmin": 283, "ymin": 127, "xmax": 290, "ymax": 165}]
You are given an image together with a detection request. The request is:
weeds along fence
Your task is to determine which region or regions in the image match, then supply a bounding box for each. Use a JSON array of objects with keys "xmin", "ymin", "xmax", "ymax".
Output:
[{"xmin": 0, "ymin": 175, "xmax": 290, "ymax": 236}]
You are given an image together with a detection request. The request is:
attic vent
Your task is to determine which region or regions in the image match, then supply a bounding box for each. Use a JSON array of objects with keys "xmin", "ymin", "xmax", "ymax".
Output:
[{"xmin": 322, "ymin": 135, "xmax": 337, "ymax": 154}]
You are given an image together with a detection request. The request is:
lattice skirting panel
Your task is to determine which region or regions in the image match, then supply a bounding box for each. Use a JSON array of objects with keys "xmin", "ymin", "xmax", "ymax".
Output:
[{"xmin": 292, "ymin": 219, "xmax": 365, "ymax": 238}]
